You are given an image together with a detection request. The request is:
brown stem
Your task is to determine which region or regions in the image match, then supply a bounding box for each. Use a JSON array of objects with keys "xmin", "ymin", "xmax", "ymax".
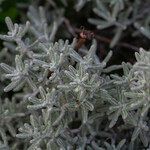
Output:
[
  {"xmin": 64, "ymin": 18, "xmax": 139, "ymax": 52},
  {"xmin": 75, "ymin": 27, "xmax": 139, "ymax": 52}
]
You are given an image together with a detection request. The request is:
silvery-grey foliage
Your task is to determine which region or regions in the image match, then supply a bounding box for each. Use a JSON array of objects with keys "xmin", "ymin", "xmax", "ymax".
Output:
[
  {"xmin": 0, "ymin": 2, "xmax": 150, "ymax": 150},
  {"xmin": 75, "ymin": 0, "xmax": 91, "ymax": 11},
  {"xmin": 88, "ymin": 0, "xmax": 150, "ymax": 47}
]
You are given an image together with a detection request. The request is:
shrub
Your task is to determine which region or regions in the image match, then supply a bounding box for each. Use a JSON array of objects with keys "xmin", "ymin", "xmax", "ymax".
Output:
[{"xmin": 0, "ymin": 0, "xmax": 149, "ymax": 149}]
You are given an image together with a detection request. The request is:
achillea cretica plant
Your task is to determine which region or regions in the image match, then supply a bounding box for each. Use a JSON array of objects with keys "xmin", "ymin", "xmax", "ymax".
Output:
[{"xmin": 0, "ymin": 1, "xmax": 149, "ymax": 149}]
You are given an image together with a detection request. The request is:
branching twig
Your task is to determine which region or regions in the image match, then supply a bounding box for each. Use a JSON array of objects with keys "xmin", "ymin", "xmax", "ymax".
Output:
[
  {"xmin": 75, "ymin": 27, "xmax": 139, "ymax": 52},
  {"xmin": 63, "ymin": 18, "xmax": 139, "ymax": 52}
]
